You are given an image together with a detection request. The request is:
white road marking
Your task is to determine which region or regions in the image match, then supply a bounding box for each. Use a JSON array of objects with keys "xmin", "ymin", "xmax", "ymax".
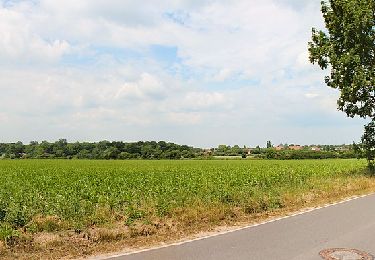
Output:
[{"xmin": 92, "ymin": 193, "xmax": 374, "ymax": 260}]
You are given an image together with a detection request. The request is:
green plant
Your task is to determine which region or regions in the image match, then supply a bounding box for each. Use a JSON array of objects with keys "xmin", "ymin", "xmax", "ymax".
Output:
[{"xmin": 0, "ymin": 224, "xmax": 19, "ymax": 245}]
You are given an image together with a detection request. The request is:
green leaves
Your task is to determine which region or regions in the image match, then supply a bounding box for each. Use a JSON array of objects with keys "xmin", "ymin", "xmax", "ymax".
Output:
[
  {"xmin": 0, "ymin": 224, "xmax": 19, "ymax": 245},
  {"xmin": 309, "ymin": 0, "xmax": 375, "ymax": 166},
  {"xmin": 362, "ymin": 121, "xmax": 375, "ymax": 167},
  {"xmin": 309, "ymin": 0, "xmax": 374, "ymax": 117}
]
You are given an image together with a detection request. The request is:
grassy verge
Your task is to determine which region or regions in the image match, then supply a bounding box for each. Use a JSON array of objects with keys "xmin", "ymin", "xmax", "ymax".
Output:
[{"xmin": 0, "ymin": 159, "xmax": 374, "ymax": 259}]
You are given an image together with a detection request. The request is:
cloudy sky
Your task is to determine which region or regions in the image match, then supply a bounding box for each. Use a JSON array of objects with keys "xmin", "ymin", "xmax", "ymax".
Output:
[{"xmin": 0, "ymin": 0, "xmax": 367, "ymax": 147}]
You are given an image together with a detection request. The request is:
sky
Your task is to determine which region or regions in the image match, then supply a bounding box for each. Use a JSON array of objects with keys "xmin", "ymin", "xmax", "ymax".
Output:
[{"xmin": 0, "ymin": 0, "xmax": 367, "ymax": 148}]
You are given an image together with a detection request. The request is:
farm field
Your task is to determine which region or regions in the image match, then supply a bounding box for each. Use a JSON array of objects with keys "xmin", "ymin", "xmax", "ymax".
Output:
[{"xmin": 0, "ymin": 159, "xmax": 375, "ymax": 259}]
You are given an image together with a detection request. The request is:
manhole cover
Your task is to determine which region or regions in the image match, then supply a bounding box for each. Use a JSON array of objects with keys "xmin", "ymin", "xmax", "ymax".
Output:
[{"xmin": 319, "ymin": 248, "xmax": 374, "ymax": 260}]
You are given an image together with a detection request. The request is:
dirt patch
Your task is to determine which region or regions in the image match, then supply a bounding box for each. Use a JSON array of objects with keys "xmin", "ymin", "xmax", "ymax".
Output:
[
  {"xmin": 0, "ymin": 241, "xmax": 5, "ymax": 252},
  {"xmin": 33, "ymin": 232, "xmax": 60, "ymax": 246}
]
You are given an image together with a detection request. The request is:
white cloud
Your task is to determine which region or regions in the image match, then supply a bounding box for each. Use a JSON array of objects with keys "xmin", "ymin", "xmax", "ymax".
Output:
[
  {"xmin": 0, "ymin": 112, "xmax": 8, "ymax": 123},
  {"xmin": 115, "ymin": 73, "xmax": 165, "ymax": 100},
  {"xmin": 0, "ymin": 0, "xmax": 365, "ymax": 146},
  {"xmin": 213, "ymin": 69, "xmax": 234, "ymax": 82},
  {"xmin": 167, "ymin": 112, "xmax": 202, "ymax": 125},
  {"xmin": 305, "ymin": 93, "xmax": 319, "ymax": 99},
  {"xmin": 0, "ymin": 5, "xmax": 70, "ymax": 64},
  {"xmin": 179, "ymin": 92, "xmax": 228, "ymax": 110}
]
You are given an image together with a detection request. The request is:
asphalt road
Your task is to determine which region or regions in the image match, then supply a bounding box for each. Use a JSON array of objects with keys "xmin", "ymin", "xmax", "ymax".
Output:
[{"xmin": 108, "ymin": 194, "xmax": 375, "ymax": 260}]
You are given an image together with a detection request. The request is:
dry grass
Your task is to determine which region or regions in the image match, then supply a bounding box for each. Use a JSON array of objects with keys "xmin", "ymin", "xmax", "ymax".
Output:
[
  {"xmin": 27, "ymin": 215, "xmax": 66, "ymax": 233},
  {"xmin": 0, "ymin": 242, "xmax": 5, "ymax": 253}
]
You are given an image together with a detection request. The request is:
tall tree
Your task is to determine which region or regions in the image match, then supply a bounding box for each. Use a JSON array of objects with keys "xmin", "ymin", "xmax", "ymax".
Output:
[{"xmin": 308, "ymin": 0, "xmax": 375, "ymax": 167}]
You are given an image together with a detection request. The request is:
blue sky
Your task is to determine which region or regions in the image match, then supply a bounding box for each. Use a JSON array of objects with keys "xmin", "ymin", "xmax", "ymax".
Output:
[{"xmin": 0, "ymin": 0, "xmax": 367, "ymax": 147}]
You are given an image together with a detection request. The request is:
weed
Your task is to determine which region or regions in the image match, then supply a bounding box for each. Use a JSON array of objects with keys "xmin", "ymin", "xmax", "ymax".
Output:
[{"xmin": 0, "ymin": 224, "xmax": 19, "ymax": 245}]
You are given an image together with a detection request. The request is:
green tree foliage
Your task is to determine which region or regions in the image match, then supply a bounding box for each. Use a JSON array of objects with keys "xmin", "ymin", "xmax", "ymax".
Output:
[
  {"xmin": 0, "ymin": 141, "xmax": 199, "ymax": 160},
  {"xmin": 266, "ymin": 148, "xmax": 276, "ymax": 159},
  {"xmin": 362, "ymin": 121, "xmax": 375, "ymax": 168},
  {"xmin": 252, "ymin": 145, "xmax": 262, "ymax": 155},
  {"xmin": 0, "ymin": 140, "xmax": 358, "ymax": 160},
  {"xmin": 308, "ymin": 0, "xmax": 375, "ymax": 166}
]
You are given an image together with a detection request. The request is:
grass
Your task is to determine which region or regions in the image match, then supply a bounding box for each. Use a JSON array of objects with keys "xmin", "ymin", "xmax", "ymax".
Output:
[{"xmin": 0, "ymin": 159, "xmax": 374, "ymax": 259}]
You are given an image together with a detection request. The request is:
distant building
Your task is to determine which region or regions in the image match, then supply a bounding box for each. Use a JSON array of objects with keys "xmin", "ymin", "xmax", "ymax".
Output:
[
  {"xmin": 337, "ymin": 146, "xmax": 350, "ymax": 151},
  {"xmin": 289, "ymin": 145, "xmax": 302, "ymax": 151},
  {"xmin": 203, "ymin": 149, "xmax": 213, "ymax": 155},
  {"xmin": 275, "ymin": 144, "xmax": 284, "ymax": 151},
  {"xmin": 311, "ymin": 146, "xmax": 321, "ymax": 152},
  {"xmin": 244, "ymin": 148, "xmax": 252, "ymax": 155}
]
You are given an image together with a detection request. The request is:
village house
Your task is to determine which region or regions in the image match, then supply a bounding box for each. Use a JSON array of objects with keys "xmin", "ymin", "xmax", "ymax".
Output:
[
  {"xmin": 289, "ymin": 145, "xmax": 302, "ymax": 151},
  {"xmin": 243, "ymin": 148, "xmax": 252, "ymax": 155},
  {"xmin": 337, "ymin": 146, "xmax": 350, "ymax": 152},
  {"xmin": 202, "ymin": 149, "xmax": 213, "ymax": 156}
]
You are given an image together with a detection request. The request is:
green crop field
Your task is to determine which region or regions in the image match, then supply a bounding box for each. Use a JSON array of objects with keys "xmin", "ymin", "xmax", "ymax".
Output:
[
  {"xmin": 0, "ymin": 159, "xmax": 371, "ymax": 228},
  {"xmin": 0, "ymin": 159, "xmax": 374, "ymax": 258}
]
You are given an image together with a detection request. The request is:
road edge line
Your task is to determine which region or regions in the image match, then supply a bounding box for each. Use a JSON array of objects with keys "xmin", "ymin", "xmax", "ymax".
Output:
[{"xmin": 93, "ymin": 192, "xmax": 374, "ymax": 259}]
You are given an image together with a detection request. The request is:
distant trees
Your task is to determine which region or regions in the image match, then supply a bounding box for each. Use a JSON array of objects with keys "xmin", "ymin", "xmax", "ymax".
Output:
[
  {"xmin": 257, "ymin": 149, "xmax": 356, "ymax": 160},
  {"xmin": 215, "ymin": 145, "xmax": 247, "ymax": 156},
  {"xmin": 0, "ymin": 140, "xmax": 199, "ymax": 160},
  {"xmin": 1, "ymin": 141, "xmax": 24, "ymax": 159},
  {"xmin": 252, "ymin": 146, "xmax": 261, "ymax": 155},
  {"xmin": 0, "ymin": 140, "xmax": 359, "ymax": 161},
  {"xmin": 266, "ymin": 149, "xmax": 276, "ymax": 159}
]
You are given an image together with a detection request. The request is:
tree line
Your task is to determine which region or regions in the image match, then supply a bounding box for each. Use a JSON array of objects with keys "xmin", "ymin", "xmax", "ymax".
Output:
[
  {"xmin": 260, "ymin": 149, "xmax": 356, "ymax": 160},
  {"xmin": 0, "ymin": 139, "xmax": 200, "ymax": 160},
  {"xmin": 0, "ymin": 140, "xmax": 362, "ymax": 160},
  {"xmin": 211, "ymin": 144, "xmax": 357, "ymax": 160}
]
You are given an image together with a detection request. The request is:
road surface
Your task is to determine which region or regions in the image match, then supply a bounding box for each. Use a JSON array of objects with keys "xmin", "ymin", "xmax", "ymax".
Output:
[{"xmin": 106, "ymin": 194, "xmax": 375, "ymax": 260}]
